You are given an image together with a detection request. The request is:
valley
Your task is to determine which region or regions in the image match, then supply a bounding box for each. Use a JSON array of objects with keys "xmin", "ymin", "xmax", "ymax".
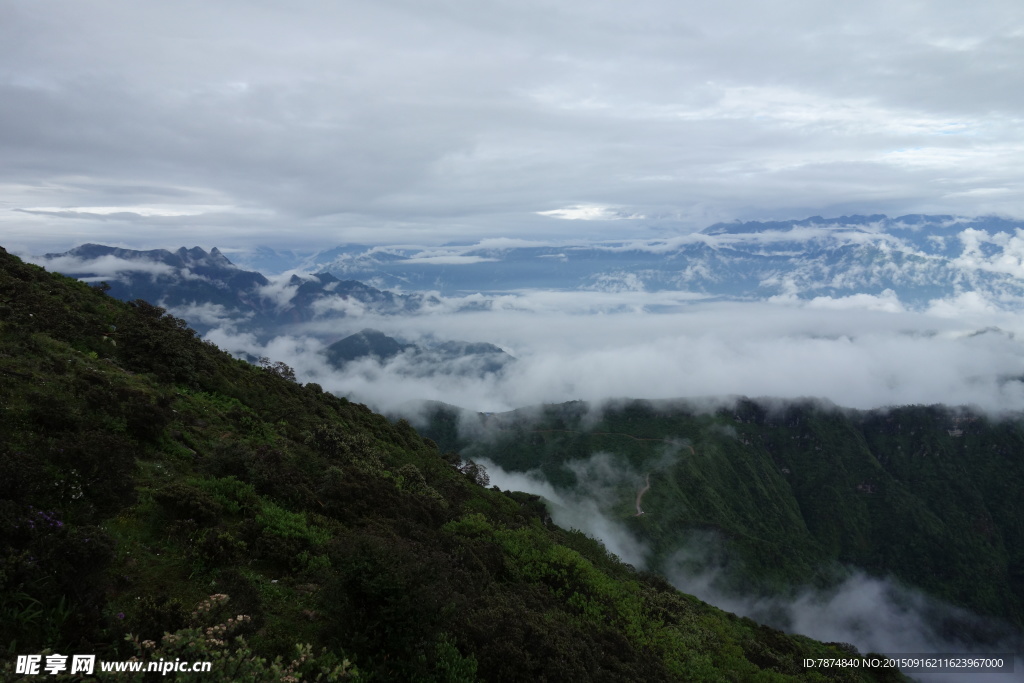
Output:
[{"xmin": 418, "ymin": 398, "xmax": 1024, "ymax": 671}]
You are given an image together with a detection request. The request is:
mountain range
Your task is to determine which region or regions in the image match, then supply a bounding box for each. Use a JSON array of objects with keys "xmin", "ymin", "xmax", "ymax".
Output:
[
  {"xmin": 39, "ymin": 215, "xmax": 1024, "ymax": 322},
  {"xmin": 40, "ymin": 243, "xmax": 435, "ymax": 335},
  {"xmin": 305, "ymin": 214, "xmax": 1024, "ymax": 305}
]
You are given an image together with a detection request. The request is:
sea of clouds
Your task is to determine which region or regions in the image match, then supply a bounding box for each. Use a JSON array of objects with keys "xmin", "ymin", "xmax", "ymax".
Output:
[{"xmin": 197, "ymin": 287, "xmax": 1024, "ymax": 417}]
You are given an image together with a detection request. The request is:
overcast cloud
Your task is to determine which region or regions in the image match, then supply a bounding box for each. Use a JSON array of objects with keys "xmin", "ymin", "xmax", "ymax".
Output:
[{"xmin": 3, "ymin": 0, "xmax": 1024, "ymax": 253}]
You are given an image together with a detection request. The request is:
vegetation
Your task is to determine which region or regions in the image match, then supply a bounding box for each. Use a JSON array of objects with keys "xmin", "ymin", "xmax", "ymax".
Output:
[
  {"xmin": 424, "ymin": 397, "xmax": 1024, "ymax": 634},
  {"xmin": 0, "ymin": 247, "xmax": 906, "ymax": 681}
]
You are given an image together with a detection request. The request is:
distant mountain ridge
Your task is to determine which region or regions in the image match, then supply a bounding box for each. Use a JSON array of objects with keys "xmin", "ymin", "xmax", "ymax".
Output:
[
  {"xmin": 41, "ymin": 214, "xmax": 1024, "ymax": 318},
  {"xmin": 325, "ymin": 328, "xmax": 514, "ymax": 377},
  {"xmin": 305, "ymin": 214, "xmax": 1024, "ymax": 305},
  {"xmin": 40, "ymin": 244, "xmax": 516, "ymax": 378},
  {"xmin": 35, "ymin": 213, "xmax": 1024, "ymax": 371},
  {"xmin": 40, "ymin": 243, "xmax": 434, "ymax": 335},
  {"xmin": 46, "ymin": 243, "xmax": 270, "ymax": 311}
]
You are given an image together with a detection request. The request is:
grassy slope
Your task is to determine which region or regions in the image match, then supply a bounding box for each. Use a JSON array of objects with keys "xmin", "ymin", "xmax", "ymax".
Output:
[
  {"xmin": 432, "ymin": 397, "xmax": 1024, "ymax": 633},
  {"xmin": 0, "ymin": 247, "xmax": 905, "ymax": 682}
]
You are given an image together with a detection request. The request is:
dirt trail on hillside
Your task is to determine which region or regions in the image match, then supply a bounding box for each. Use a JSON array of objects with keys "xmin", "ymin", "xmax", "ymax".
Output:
[{"xmin": 635, "ymin": 473, "xmax": 651, "ymax": 516}]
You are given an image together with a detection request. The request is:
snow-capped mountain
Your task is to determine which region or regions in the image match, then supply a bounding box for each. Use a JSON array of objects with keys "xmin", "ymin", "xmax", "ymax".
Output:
[
  {"xmin": 36, "ymin": 214, "xmax": 1024, "ymax": 338},
  {"xmin": 310, "ymin": 214, "xmax": 1024, "ymax": 307}
]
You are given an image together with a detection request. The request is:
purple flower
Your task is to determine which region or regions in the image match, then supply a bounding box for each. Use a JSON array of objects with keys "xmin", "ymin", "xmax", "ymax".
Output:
[{"xmin": 117, "ymin": 612, "xmax": 125, "ymax": 620}]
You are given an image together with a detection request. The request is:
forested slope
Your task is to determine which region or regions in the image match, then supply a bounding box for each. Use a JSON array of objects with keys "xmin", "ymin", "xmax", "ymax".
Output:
[{"xmin": 425, "ymin": 397, "xmax": 1024, "ymax": 634}]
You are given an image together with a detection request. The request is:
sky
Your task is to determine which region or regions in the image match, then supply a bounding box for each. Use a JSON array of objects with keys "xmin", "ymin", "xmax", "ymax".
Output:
[{"xmin": 4, "ymin": 0, "xmax": 1024, "ymax": 254}]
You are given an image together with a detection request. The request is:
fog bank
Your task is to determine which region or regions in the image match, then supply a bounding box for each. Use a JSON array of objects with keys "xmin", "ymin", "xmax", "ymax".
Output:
[{"xmin": 204, "ymin": 297, "xmax": 1024, "ymax": 416}]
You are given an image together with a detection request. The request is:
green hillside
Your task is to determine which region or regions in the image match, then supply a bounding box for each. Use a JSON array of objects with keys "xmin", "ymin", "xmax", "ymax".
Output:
[
  {"xmin": 424, "ymin": 397, "xmax": 1024, "ymax": 634},
  {"xmin": 0, "ymin": 247, "xmax": 907, "ymax": 681}
]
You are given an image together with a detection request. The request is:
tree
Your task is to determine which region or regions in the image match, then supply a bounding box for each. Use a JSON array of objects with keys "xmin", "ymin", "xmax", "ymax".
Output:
[{"xmin": 258, "ymin": 357, "xmax": 296, "ymax": 382}]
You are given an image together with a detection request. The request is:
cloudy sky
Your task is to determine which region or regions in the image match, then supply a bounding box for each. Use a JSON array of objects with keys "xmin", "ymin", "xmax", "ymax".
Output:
[{"xmin": 4, "ymin": 0, "xmax": 1024, "ymax": 253}]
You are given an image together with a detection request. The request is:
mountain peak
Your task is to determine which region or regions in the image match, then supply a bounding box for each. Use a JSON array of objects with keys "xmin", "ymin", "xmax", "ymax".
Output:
[
  {"xmin": 702, "ymin": 214, "xmax": 891, "ymax": 235},
  {"xmin": 325, "ymin": 328, "xmax": 413, "ymax": 366},
  {"xmin": 173, "ymin": 246, "xmax": 236, "ymax": 268}
]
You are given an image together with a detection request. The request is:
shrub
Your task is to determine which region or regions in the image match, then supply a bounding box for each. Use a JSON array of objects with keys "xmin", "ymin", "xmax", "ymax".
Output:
[{"xmin": 153, "ymin": 483, "xmax": 224, "ymax": 525}]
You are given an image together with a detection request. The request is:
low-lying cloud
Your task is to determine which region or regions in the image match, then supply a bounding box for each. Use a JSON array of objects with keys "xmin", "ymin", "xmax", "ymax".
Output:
[
  {"xmin": 665, "ymin": 558, "xmax": 1023, "ymax": 683},
  {"xmin": 204, "ymin": 294, "xmax": 1024, "ymax": 416},
  {"xmin": 480, "ymin": 454, "xmax": 1023, "ymax": 683},
  {"xmin": 34, "ymin": 254, "xmax": 177, "ymax": 282},
  {"xmin": 479, "ymin": 455, "xmax": 650, "ymax": 570}
]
